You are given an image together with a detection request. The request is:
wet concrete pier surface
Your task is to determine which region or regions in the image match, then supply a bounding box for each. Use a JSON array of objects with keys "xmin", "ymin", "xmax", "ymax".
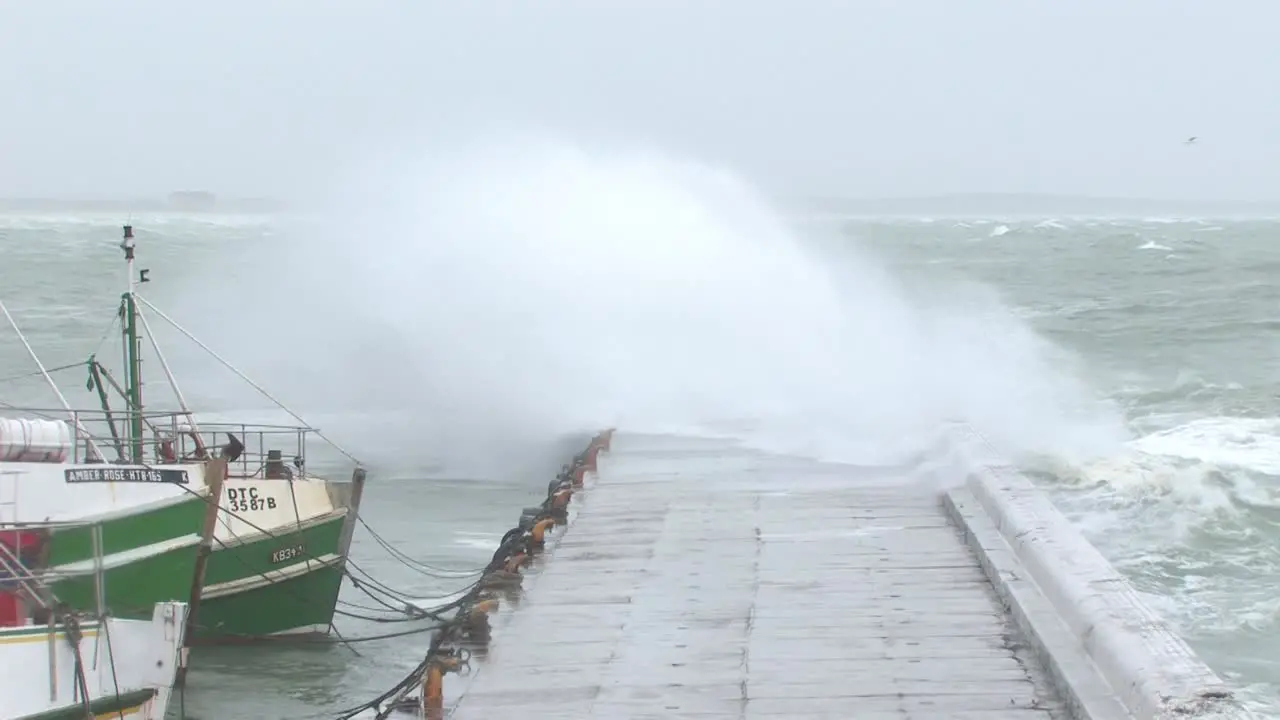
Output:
[{"xmin": 449, "ymin": 433, "xmax": 1069, "ymax": 720}]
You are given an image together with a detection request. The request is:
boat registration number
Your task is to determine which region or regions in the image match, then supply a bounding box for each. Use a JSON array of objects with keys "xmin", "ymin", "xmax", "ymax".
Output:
[
  {"xmin": 269, "ymin": 544, "xmax": 306, "ymax": 565},
  {"xmin": 226, "ymin": 487, "xmax": 279, "ymax": 513}
]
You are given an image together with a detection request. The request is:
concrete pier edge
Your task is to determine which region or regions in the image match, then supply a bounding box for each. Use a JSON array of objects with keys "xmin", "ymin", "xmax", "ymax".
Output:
[
  {"xmin": 945, "ymin": 457, "xmax": 1258, "ymax": 720},
  {"xmin": 944, "ymin": 488, "xmax": 1133, "ymax": 720}
]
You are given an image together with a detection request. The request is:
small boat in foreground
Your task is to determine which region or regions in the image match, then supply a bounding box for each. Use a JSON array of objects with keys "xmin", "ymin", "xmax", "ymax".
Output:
[{"xmin": 0, "ymin": 522, "xmax": 189, "ymax": 720}]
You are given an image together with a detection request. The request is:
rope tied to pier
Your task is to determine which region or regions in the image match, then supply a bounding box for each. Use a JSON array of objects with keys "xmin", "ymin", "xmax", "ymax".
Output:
[{"xmin": 327, "ymin": 429, "xmax": 615, "ymax": 720}]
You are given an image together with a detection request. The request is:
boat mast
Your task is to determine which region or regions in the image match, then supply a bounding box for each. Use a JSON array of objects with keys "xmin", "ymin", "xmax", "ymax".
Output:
[{"xmin": 120, "ymin": 225, "xmax": 148, "ymax": 463}]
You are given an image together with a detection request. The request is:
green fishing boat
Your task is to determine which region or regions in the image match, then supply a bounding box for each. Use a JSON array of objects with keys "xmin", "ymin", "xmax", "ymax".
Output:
[
  {"xmin": 1, "ymin": 305, "xmax": 223, "ymax": 632},
  {"xmin": 6, "ymin": 225, "xmax": 366, "ymax": 643}
]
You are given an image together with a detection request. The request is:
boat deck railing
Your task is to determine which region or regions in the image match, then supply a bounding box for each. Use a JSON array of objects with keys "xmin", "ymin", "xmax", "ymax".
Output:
[
  {"xmin": 0, "ymin": 519, "xmax": 108, "ymax": 621},
  {"xmin": 0, "ymin": 407, "xmax": 333, "ymax": 480},
  {"xmin": 168, "ymin": 421, "xmax": 316, "ymax": 480}
]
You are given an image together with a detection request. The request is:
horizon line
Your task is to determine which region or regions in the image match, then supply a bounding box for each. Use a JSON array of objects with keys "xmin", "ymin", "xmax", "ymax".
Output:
[{"xmin": 3, "ymin": 192, "xmax": 1280, "ymax": 210}]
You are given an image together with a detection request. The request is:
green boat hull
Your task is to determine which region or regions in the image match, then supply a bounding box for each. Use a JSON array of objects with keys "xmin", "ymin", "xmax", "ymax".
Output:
[
  {"xmin": 41, "ymin": 493, "xmax": 209, "ymax": 620},
  {"xmin": 44, "ymin": 492, "xmax": 207, "ymax": 566},
  {"xmin": 47, "ymin": 541, "xmax": 201, "ymax": 621},
  {"xmin": 192, "ymin": 510, "xmax": 348, "ymax": 642}
]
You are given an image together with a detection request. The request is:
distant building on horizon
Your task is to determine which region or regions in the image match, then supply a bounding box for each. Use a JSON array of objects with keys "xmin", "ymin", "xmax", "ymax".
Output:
[{"xmin": 167, "ymin": 191, "xmax": 217, "ymax": 211}]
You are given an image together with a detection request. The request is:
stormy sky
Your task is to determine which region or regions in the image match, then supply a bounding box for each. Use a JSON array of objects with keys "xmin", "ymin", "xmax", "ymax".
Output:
[{"xmin": 1, "ymin": 1, "xmax": 1276, "ymax": 202}]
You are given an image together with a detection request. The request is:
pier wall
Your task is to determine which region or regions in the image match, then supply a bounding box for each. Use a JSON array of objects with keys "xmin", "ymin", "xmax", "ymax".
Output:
[{"xmin": 944, "ymin": 429, "xmax": 1256, "ymax": 720}]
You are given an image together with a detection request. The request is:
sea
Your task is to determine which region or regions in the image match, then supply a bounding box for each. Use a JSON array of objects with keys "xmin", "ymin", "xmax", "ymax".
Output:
[{"xmin": 1, "ymin": 208, "xmax": 1277, "ymax": 718}]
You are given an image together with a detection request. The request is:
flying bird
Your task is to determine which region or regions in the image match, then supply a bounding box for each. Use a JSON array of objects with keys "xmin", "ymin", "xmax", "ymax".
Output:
[{"xmin": 1184, "ymin": 136, "xmax": 1198, "ymax": 144}]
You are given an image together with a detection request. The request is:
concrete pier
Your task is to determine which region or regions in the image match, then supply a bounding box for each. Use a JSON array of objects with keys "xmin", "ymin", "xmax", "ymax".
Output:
[{"xmin": 447, "ymin": 432, "xmax": 1256, "ymax": 720}]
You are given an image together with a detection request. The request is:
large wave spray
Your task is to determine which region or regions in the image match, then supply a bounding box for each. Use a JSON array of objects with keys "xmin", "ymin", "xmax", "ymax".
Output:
[{"xmin": 178, "ymin": 139, "xmax": 1127, "ymax": 474}]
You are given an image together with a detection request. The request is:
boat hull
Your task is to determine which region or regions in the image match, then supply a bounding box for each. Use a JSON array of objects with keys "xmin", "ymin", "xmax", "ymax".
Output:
[
  {"xmin": 193, "ymin": 505, "xmax": 348, "ymax": 641},
  {"xmin": 47, "ymin": 537, "xmax": 202, "ymax": 621},
  {"xmin": 2, "ymin": 602, "xmax": 188, "ymax": 720},
  {"xmin": 0, "ymin": 461, "xmax": 216, "ymax": 622},
  {"xmin": 42, "ymin": 493, "xmax": 209, "ymax": 620}
]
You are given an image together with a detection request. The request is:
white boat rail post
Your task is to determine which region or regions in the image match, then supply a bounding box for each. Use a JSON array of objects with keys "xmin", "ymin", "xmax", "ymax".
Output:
[
  {"xmin": 91, "ymin": 523, "xmax": 106, "ymax": 620},
  {"xmin": 89, "ymin": 522, "xmax": 106, "ymax": 671},
  {"xmin": 239, "ymin": 422, "xmax": 252, "ymax": 477},
  {"xmin": 71, "ymin": 409, "xmax": 104, "ymax": 464},
  {"xmin": 72, "ymin": 409, "xmax": 84, "ymax": 463},
  {"xmin": 0, "ymin": 299, "xmax": 106, "ymax": 462},
  {"xmin": 45, "ymin": 614, "xmax": 55, "ymax": 702}
]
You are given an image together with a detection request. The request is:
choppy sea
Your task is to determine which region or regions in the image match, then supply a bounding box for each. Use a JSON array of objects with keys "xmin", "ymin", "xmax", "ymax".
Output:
[{"xmin": 1, "ymin": 211, "xmax": 1277, "ymax": 716}]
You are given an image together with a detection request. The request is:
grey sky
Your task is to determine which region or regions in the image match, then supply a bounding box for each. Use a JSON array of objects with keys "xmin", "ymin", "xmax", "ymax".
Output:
[{"xmin": 2, "ymin": 1, "xmax": 1276, "ymax": 202}]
